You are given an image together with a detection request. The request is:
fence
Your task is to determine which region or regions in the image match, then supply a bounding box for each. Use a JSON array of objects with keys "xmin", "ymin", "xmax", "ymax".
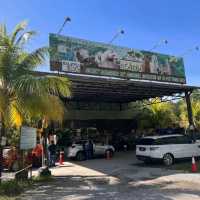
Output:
[{"xmin": 15, "ymin": 164, "xmax": 32, "ymax": 180}]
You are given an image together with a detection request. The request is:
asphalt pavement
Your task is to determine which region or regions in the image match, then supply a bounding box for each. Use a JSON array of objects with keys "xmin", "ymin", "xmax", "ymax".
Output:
[{"xmin": 17, "ymin": 151, "xmax": 200, "ymax": 200}]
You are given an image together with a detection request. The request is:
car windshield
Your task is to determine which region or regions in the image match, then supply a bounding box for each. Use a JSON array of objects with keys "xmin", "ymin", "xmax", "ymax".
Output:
[{"xmin": 137, "ymin": 138, "xmax": 155, "ymax": 145}]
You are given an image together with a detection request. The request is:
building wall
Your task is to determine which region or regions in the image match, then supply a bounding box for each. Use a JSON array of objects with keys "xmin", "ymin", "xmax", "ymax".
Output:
[
  {"xmin": 65, "ymin": 109, "xmax": 137, "ymax": 120},
  {"xmin": 64, "ymin": 101, "xmax": 138, "ymax": 120}
]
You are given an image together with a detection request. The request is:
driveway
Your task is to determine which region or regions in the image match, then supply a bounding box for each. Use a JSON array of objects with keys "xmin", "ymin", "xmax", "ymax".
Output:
[
  {"xmin": 32, "ymin": 151, "xmax": 181, "ymax": 179},
  {"xmin": 21, "ymin": 151, "xmax": 200, "ymax": 200}
]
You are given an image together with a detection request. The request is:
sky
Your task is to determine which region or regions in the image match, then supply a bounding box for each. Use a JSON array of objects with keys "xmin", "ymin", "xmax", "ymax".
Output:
[{"xmin": 0, "ymin": 0, "xmax": 200, "ymax": 85}]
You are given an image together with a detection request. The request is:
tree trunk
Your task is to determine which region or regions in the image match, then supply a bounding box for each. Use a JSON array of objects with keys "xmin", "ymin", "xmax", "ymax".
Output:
[{"xmin": 0, "ymin": 113, "xmax": 5, "ymax": 183}]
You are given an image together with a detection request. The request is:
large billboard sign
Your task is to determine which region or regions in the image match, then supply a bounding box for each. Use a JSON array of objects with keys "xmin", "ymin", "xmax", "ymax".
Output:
[{"xmin": 49, "ymin": 33, "xmax": 186, "ymax": 84}]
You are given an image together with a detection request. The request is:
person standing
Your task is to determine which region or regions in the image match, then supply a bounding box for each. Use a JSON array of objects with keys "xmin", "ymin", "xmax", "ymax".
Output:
[
  {"xmin": 32, "ymin": 144, "xmax": 43, "ymax": 167},
  {"xmin": 88, "ymin": 140, "xmax": 94, "ymax": 160},
  {"xmin": 48, "ymin": 141, "xmax": 57, "ymax": 167},
  {"xmin": 82, "ymin": 141, "xmax": 87, "ymax": 159}
]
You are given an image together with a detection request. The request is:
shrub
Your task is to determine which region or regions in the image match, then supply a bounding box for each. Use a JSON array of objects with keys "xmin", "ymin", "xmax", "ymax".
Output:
[
  {"xmin": 0, "ymin": 180, "xmax": 24, "ymax": 196},
  {"xmin": 0, "ymin": 179, "xmax": 34, "ymax": 197},
  {"xmin": 38, "ymin": 166, "xmax": 51, "ymax": 177}
]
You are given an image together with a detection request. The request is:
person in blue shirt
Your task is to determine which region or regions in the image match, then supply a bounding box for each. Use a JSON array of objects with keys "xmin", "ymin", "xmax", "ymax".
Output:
[{"xmin": 48, "ymin": 141, "xmax": 57, "ymax": 167}]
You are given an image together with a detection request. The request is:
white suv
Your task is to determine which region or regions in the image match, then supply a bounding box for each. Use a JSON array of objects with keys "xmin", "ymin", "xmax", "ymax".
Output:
[
  {"xmin": 67, "ymin": 140, "xmax": 115, "ymax": 161},
  {"xmin": 136, "ymin": 134, "xmax": 200, "ymax": 166}
]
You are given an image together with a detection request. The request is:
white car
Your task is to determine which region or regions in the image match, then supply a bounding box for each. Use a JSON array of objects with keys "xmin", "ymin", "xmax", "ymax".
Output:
[
  {"xmin": 67, "ymin": 140, "xmax": 115, "ymax": 161},
  {"xmin": 136, "ymin": 134, "xmax": 200, "ymax": 166}
]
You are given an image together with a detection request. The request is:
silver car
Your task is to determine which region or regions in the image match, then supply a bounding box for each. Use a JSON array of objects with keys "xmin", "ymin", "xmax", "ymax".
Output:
[{"xmin": 67, "ymin": 140, "xmax": 115, "ymax": 161}]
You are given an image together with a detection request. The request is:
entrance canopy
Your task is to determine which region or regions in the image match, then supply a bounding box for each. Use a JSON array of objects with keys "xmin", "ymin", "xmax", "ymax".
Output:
[
  {"xmin": 36, "ymin": 72, "xmax": 198, "ymax": 103},
  {"xmin": 67, "ymin": 74, "xmax": 197, "ymax": 103},
  {"xmin": 36, "ymin": 72, "xmax": 199, "ymax": 126}
]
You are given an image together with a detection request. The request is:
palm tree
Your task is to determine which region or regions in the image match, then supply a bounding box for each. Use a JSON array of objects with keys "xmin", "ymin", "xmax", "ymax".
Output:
[{"xmin": 0, "ymin": 21, "xmax": 71, "ymax": 178}]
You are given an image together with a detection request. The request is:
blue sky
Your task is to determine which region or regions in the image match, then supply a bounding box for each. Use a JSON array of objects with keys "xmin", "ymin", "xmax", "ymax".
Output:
[{"xmin": 0, "ymin": 0, "xmax": 200, "ymax": 85}]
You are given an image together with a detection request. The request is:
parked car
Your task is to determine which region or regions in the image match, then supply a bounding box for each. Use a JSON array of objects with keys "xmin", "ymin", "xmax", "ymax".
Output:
[
  {"xmin": 136, "ymin": 134, "xmax": 200, "ymax": 166},
  {"xmin": 3, "ymin": 144, "xmax": 44, "ymax": 171},
  {"xmin": 3, "ymin": 146, "xmax": 19, "ymax": 171},
  {"xmin": 67, "ymin": 140, "xmax": 115, "ymax": 161}
]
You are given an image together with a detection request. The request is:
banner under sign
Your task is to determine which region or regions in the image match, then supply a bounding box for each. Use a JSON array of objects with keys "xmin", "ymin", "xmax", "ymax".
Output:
[
  {"xmin": 20, "ymin": 126, "xmax": 37, "ymax": 150},
  {"xmin": 49, "ymin": 33, "xmax": 186, "ymax": 84}
]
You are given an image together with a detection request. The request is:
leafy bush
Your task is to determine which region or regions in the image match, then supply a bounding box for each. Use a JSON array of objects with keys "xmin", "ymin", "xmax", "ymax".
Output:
[
  {"xmin": 0, "ymin": 180, "xmax": 24, "ymax": 196},
  {"xmin": 0, "ymin": 179, "xmax": 35, "ymax": 197},
  {"xmin": 0, "ymin": 175, "xmax": 53, "ymax": 198},
  {"xmin": 38, "ymin": 166, "xmax": 51, "ymax": 177}
]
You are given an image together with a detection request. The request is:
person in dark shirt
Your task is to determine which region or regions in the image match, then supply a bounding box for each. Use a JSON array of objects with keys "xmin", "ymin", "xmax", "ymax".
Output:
[
  {"xmin": 48, "ymin": 141, "xmax": 56, "ymax": 167},
  {"xmin": 82, "ymin": 141, "xmax": 87, "ymax": 159},
  {"xmin": 86, "ymin": 140, "xmax": 94, "ymax": 159}
]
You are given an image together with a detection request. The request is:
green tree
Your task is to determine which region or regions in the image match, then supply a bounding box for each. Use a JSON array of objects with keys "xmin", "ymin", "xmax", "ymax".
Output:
[
  {"xmin": 148, "ymin": 99, "xmax": 178, "ymax": 128},
  {"xmin": 0, "ymin": 21, "xmax": 71, "ymax": 178},
  {"xmin": 178, "ymin": 90, "xmax": 200, "ymax": 129},
  {"xmin": 129, "ymin": 100, "xmax": 178, "ymax": 132}
]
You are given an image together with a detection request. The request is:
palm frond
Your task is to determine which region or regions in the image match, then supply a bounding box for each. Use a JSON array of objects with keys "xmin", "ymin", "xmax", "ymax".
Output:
[
  {"xmin": 19, "ymin": 47, "xmax": 48, "ymax": 70},
  {"xmin": 0, "ymin": 89, "xmax": 8, "ymax": 113},
  {"xmin": 13, "ymin": 74, "xmax": 71, "ymax": 97},
  {"xmin": 11, "ymin": 20, "xmax": 28, "ymax": 44},
  {"xmin": 0, "ymin": 29, "xmax": 10, "ymax": 49},
  {"xmin": 15, "ymin": 31, "xmax": 37, "ymax": 47},
  {"xmin": 7, "ymin": 101, "xmax": 23, "ymax": 127},
  {"xmin": 0, "ymin": 46, "xmax": 17, "ymax": 80},
  {"xmin": 0, "ymin": 21, "xmax": 72, "ymax": 129},
  {"xmin": 17, "ymin": 94, "xmax": 65, "ymax": 123},
  {"xmin": 40, "ymin": 95, "xmax": 65, "ymax": 122},
  {"xmin": 0, "ymin": 23, "xmax": 7, "ymax": 38}
]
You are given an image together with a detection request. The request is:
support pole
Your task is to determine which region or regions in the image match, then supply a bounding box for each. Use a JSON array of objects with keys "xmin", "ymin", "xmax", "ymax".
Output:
[
  {"xmin": 44, "ymin": 128, "xmax": 48, "ymax": 166},
  {"xmin": 185, "ymin": 91, "xmax": 196, "ymax": 141},
  {"xmin": 42, "ymin": 128, "xmax": 48, "ymax": 167},
  {"xmin": 185, "ymin": 91, "xmax": 194, "ymax": 127}
]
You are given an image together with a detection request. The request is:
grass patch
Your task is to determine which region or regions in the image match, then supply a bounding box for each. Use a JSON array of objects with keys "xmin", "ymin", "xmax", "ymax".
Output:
[
  {"xmin": 0, "ymin": 180, "xmax": 30, "ymax": 197},
  {"xmin": 169, "ymin": 160, "xmax": 200, "ymax": 172},
  {"xmin": 0, "ymin": 175, "xmax": 53, "ymax": 198},
  {"xmin": 134, "ymin": 159, "xmax": 200, "ymax": 173},
  {"xmin": 32, "ymin": 175, "xmax": 53, "ymax": 183},
  {"xmin": 0, "ymin": 197, "xmax": 21, "ymax": 200}
]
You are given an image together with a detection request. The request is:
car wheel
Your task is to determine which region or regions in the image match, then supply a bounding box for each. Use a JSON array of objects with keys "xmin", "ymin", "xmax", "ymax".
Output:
[
  {"xmin": 163, "ymin": 153, "xmax": 174, "ymax": 166},
  {"xmin": 76, "ymin": 152, "xmax": 86, "ymax": 161},
  {"xmin": 105, "ymin": 150, "xmax": 114, "ymax": 158}
]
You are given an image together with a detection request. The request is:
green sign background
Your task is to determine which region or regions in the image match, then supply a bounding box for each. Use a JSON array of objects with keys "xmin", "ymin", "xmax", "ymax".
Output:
[{"xmin": 49, "ymin": 33, "xmax": 186, "ymax": 84}]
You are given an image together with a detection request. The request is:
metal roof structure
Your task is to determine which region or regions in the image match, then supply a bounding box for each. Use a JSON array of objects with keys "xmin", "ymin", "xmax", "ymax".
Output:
[{"xmin": 36, "ymin": 72, "xmax": 198, "ymax": 103}]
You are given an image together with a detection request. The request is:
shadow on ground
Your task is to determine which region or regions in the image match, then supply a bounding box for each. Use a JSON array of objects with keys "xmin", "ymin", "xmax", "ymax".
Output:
[
  {"xmin": 20, "ymin": 151, "xmax": 200, "ymax": 200},
  {"xmin": 20, "ymin": 175, "xmax": 200, "ymax": 200},
  {"xmin": 69, "ymin": 151, "xmax": 182, "ymax": 181}
]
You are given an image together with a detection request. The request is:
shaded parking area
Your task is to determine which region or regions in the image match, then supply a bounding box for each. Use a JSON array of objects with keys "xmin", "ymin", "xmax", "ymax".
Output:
[{"xmin": 21, "ymin": 151, "xmax": 200, "ymax": 200}]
